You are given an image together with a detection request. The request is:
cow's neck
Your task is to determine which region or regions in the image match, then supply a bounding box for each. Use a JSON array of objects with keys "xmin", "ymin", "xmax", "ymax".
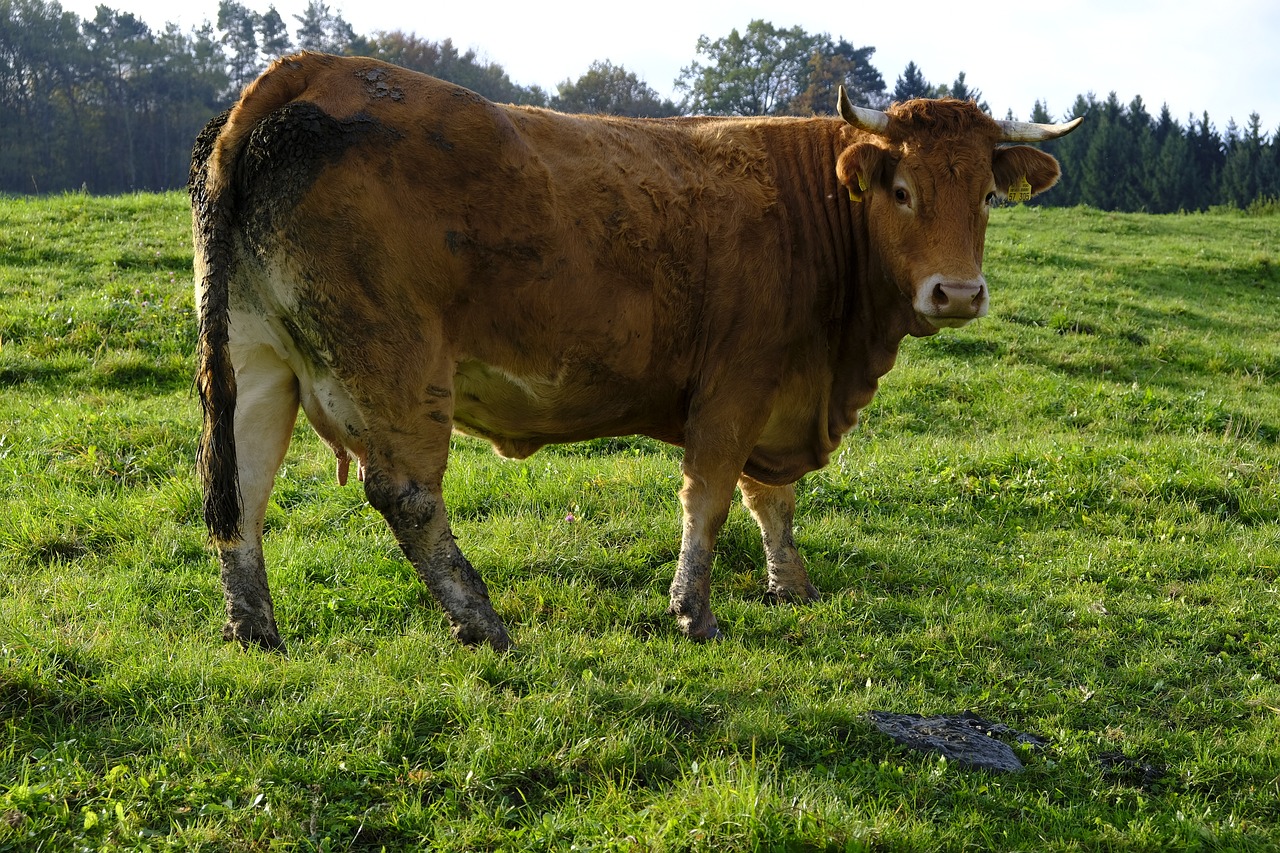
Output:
[
  {"xmin": 752, "ymin": 120, "xmax": 931, "ymax": 465},
  {"xmin": 822, "ymin": 196, "xmax": 929, "ymax": 445}
]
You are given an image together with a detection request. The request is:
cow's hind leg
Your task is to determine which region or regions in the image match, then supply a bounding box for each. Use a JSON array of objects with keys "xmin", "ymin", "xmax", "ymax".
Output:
[
  {"xmin": 357, "ymin": 388, "xmax": 511, "ymax": 651},
  {"xmin": 739, "ymin": 476, "xmax": 819, "ymax": 603},
  {"xmin": 218, "ymin": 344, "xmax": 299, "ymax": 651}
]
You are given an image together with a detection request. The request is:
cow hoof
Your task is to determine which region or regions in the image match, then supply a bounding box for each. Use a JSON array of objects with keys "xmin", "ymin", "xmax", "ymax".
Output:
[
  {"xmin": 765, "ymin": 583, "xmax": 820, "ymax": 605},
  {"xmin": 670, "ymin": 609, "xmax": 721, "ymax": 642},
  {"xmin": 451, "ymin": 622, "xmax": 513, "ymax": 652},
  {"xmin": 694, "ymin": 624, "xmax": 723, "ymax": 643},
  {"xmin": 222, "ymin": 620, "xmax": 287, "ymax": 654}
]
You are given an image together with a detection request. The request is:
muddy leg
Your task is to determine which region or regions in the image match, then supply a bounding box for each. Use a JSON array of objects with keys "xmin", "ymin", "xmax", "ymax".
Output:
[
  {"xmin": 356, "ymin": 372, "xmax": 511, "ymax": 650},
  {"xmin": 739, "ymin": 476, "xmax": 819, "ymax": 603},
  {"xmin": 217, "ymin": 344, "xmax": 299, "ymax": 651},
  {"xmin": 668, "ymin": 460, "xmax": 745, "ymax": 641}
]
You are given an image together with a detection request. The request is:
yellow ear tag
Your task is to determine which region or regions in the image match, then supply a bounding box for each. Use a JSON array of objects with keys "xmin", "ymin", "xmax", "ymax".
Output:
[
  {"xmin": 848, "ymin": 173, "xmax": 870, "ymax": 203},
  {"xmin": 1008, "ymin": 175, "xmax": 1033, "ymax": 203}
]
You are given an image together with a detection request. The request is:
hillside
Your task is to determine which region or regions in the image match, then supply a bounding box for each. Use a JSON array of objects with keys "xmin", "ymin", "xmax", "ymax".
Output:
[{"xmin": 1, "ymin": 195, "xmax": 1278, "ymax": 850}]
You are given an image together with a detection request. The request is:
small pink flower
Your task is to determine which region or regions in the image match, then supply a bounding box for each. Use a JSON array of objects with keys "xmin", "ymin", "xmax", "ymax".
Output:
[{"xmin": 565, "ymin": 513, "xmax": 576, "ymax": 522}]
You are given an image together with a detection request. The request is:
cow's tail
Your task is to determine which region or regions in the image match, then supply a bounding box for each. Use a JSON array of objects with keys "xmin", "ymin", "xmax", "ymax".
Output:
[
  {"xmin": 190, "ymin": 53, "xmax": 320, "ymax": 543},
  {"xmin": 191, "ymin": 107, "xmax": 244, "ymax": 544}
]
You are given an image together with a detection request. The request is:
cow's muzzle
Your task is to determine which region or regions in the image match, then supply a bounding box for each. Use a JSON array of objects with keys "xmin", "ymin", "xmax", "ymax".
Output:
[{"xmin": 916, "ymin": 274, "xmax": 988, "ymax": 328}]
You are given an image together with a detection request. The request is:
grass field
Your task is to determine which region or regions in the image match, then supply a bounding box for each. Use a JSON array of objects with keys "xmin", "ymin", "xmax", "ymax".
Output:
[{"xmin": 1, "ymin": 192, "xmax": 1278, "ymax": 851}]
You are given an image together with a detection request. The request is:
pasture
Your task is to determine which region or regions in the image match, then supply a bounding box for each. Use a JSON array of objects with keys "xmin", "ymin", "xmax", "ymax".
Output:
[{"xmin": 1, "ymin": 192, "xmax": 1278, "ymax": 850}]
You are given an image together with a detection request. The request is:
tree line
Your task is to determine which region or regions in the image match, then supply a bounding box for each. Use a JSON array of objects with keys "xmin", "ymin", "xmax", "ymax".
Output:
[{"xmin": 3, "ymin": 2, "xmax": 1277, "ymax": 211}]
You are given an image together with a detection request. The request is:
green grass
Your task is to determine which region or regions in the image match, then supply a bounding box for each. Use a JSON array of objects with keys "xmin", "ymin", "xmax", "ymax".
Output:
[{"xmin": 1, "ymin": 193, "xmax": 1278, "ymax": 850}]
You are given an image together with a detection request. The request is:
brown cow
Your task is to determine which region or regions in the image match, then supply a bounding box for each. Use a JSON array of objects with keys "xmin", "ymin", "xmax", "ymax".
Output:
[{"xmin": 191, "ymin": 52, "xmax": 1079, "ymax": 651}]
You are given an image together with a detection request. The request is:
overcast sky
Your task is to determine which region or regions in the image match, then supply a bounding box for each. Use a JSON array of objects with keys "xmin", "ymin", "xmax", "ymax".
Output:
[{"xmin": 59, "ymin": 0, "xmax": 1279, "ymax": 130}]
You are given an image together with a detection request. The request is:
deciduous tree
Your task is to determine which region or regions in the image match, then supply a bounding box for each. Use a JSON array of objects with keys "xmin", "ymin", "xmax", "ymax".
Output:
[
  {"xmin": 292, "ymin": 0, "xmax": 355, "ymax": 54},
  {"xmin": 553, "ymin": 60, "xmax": 677, "ymax": 117},
  {"xmin": 0, "ymin": 0, "xmax": 87, "ymax": 191},
  {"xmin": 0, "ymin": 1, "xmax": 1274, "ymax": 211},
  {"xmin": 366, "ymin": 30, "xmax": 545, "ymax": 105},
  {"xmin": 676, "ymin": 19, "xmax": 825, "ymax": 116},
  {"xmin": 83, "ymin": 7, "xmax": 163, "ymax": 188}
]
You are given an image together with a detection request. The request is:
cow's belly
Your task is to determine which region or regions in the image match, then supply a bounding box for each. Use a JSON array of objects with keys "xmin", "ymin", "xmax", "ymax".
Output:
[{"xmin": 451, "ymin": 358, "xmax": 680, "ymax": 458}]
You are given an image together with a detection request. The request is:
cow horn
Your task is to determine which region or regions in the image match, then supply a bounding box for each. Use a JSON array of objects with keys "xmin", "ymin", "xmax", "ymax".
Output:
[
  {"xmin": 996, "ymin": 115, "xmax": 1084, "ymax": 142},
  {"xmin": 838, "ymin": 86, "xmax": 890, "ymax": 135}
]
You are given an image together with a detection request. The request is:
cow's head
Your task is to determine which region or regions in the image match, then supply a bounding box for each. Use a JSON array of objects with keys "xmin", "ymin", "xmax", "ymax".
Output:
[{"xmin": 835, "ymin": 89, "xmax": 1080, "ymax": 330}]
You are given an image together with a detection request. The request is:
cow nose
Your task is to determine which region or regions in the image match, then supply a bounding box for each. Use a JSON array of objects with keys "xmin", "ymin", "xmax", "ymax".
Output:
[{"xmin": 930, "ymin": 279, "xmax": 987, "ymax": 316}]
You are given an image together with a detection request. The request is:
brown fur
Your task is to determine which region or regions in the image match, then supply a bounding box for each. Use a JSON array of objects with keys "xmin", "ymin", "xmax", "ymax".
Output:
[
  {"xmin": 191, "ymin": 52, "xmax": 1070, "ymax": 648},
  {"xmin": 884, "ymin": 97, "xmax": 1002, "ymax": 141}
]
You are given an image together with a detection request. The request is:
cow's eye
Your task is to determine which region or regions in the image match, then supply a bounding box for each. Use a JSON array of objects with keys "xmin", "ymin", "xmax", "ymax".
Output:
[
  {"xmin": 985, "ymin": 191, "xmax": 998, "ymax": 206},
  {"xmin": 894, "ymin": 187, "xmax": 910, "ymax": 205}
]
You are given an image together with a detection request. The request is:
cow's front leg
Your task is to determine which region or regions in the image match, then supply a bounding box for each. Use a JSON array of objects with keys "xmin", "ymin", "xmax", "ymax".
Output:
[
  {"xmin": 668, "ymin": 464, "xmax": 742, "ymax": 641},
  {"xmin": 363, "ymin": 465, "xmax": 511, "ymax": 650},
  {"xmin": 739, "ymin": 476, "xmax": 819, "ymax": 603},
  {"xmin": 217, "ymin": 344, "xmax": 299, "ymax": 652}
]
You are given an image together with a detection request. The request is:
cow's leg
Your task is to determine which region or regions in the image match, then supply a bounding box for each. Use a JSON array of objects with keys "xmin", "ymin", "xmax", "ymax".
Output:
[
  {"xmin": 668, "ymin": 393, "xmax": 777, "ymax": 640},
  {"xmin": 219, "ymin": 344, "xmax": 299, "ymax": 651},
  {"xmin": 667, "ymin": 463, "xmax": 739, "ymax": 641},
  {"xmin": 665, "ymin": 422, "xmax": 752, "ymax": 637},
  {"xmin": 357, "ymin": 391, "xmax": 511, "ymax": 651},
  {"xmin": 739, "ymin": 476, "xmax": 819, "ymax": 603}
]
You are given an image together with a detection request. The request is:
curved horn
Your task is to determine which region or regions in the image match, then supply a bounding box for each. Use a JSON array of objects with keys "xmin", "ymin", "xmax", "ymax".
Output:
[
  {"xmin": 996, "ymin": 115, "xmax": 1084, "ymax": 142},
  {"xmin": 838, "ymin": 85, "xmax": 890, "ymax": 135}
]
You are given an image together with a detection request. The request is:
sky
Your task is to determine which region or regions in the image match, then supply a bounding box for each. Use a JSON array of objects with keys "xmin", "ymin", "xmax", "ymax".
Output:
[{"xmin": 60, "ymin": 0, "xmax": 1280, "ymax": 130}]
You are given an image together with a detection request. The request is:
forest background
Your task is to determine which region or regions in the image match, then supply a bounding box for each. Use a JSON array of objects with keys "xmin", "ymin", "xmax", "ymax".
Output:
[{"xmin": 2, "ymin": 0, "xmax": 1279, "ymax": 210}]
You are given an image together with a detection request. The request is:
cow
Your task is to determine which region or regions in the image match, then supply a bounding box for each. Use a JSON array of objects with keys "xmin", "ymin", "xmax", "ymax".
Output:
[{"xmin": 190, "ymin": 52, "xmax": 1080, "ymax": 652}]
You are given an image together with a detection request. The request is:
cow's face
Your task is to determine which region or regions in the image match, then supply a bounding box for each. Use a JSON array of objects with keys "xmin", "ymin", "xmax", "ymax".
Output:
[{"xmin": 836, "ymin": 94, "xmax": 1079, "ymax": 331}]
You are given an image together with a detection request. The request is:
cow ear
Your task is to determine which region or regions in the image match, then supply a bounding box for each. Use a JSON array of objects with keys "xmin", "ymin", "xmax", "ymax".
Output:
[
  {"xmin": 992, "ymin": 145, "xmax": 1062, "ymax": 201},
  {"xmin": 837, "ymin": 142, "xmax": 885, "ymax": 202}
]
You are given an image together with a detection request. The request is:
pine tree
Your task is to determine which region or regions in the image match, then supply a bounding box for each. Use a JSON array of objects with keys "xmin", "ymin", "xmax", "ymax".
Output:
[
  {"xmin": 1034, "ymin": 94, "xmax": 1095, "ymax": 208},
  {"xmin": 1120, "ymin": 95, "xmax": 1155, "ymax": 210},
  {"xmin": 831, "ymin": 40, "xmax": 887, "ymax": 109},
  {"xmin": 1264, "ymin": 123, "xmax": 1280, "ymax": 201},
  {"xmin": 937, "ymin": 71, "xmax": 988, "ymax": 113},
  {"xmin": 1221, "ymin": 113, "xmax": 1265, "ymax": 207},
  {"xmin": 217, "ymin": 0, "xmax": 260, "ymax": 93},
  {"xmin": 1186, "ymin": 113, "xmax": 1224, "ymax": 209},
  {"xmin": 1080, "ymin": 93, "xmax": 1127, "ymax": 209},
  {"xmin": 891, "ymin": 61, "xmax": 932, "ymax": 102},
  {"xmin": 257, "ymin": 6, "xmax": 291, "ymax": 62},
  {"xmin": 82, "ymin": 6, "xmax": 158, "ymax": 189},
  {"xmin": 1149, "ymin": 115, "xmax": 1193, "ymax": 212},
  {"xmin": 1153, "ymin": 103, "xmax": 1177, "ymax": 145}
]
